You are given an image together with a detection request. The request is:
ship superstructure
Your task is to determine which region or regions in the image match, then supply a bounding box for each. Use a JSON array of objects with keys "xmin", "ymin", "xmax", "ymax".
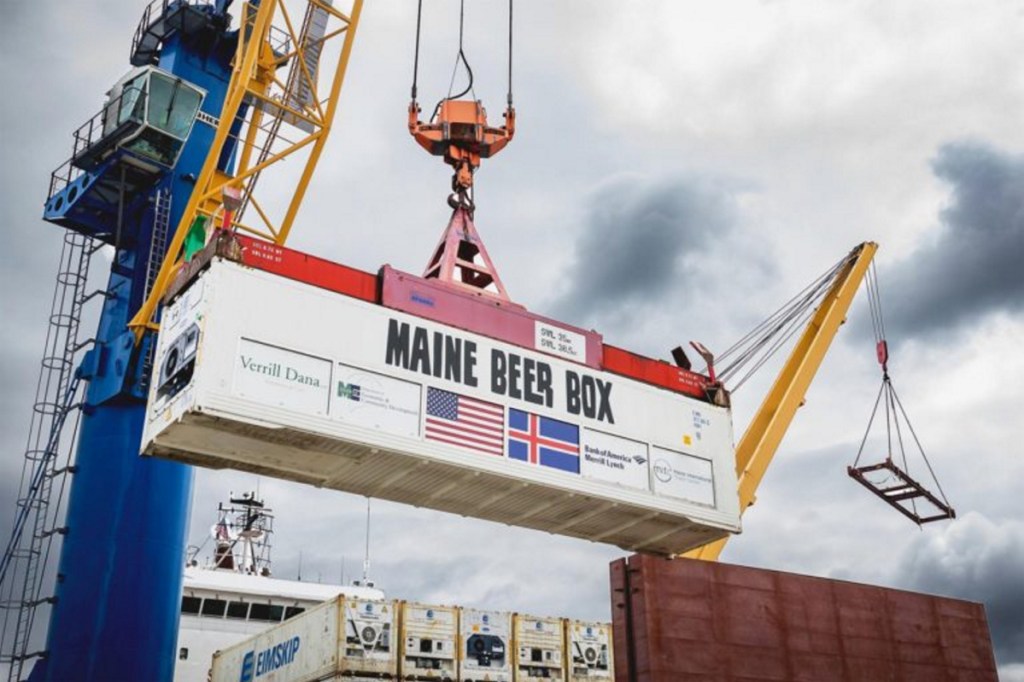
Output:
[{"xmin": 173, "ymin": 493, "xmax": 383, "ymax": 682}]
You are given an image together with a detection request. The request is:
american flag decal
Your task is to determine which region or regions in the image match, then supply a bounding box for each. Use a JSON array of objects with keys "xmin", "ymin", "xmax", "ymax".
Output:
[{"xmin": 425, "ymin": 387, "xmax": 504, "ymax": 456}]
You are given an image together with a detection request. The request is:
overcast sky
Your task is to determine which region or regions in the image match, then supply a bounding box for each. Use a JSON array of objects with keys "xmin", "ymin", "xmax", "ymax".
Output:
[{"xmin": 1, "ymin": 0, "xmax": 1022, "ymax": 678}]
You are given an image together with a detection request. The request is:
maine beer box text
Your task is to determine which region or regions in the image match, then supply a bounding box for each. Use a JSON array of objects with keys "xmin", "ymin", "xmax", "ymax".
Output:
[{"xmin": 142, "ymin": 259, "xmax": 741, "ymax": 555}]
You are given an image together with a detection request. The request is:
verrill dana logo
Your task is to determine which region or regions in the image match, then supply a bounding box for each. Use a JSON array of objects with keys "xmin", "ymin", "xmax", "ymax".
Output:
[{"xmin": 239, "ymin": 636, "xmax": 301, "ymax": 681}]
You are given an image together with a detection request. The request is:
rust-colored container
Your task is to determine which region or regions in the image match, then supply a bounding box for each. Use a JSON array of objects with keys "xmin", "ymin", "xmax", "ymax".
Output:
[{"xmin": 610, "ymin": 554, "xmax": 998, "ymax": 682}]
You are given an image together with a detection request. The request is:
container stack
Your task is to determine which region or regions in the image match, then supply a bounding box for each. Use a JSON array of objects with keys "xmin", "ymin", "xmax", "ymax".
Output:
[{"xmin": 209, "ymin": 597, "xmax": 611, "ymax": 682}]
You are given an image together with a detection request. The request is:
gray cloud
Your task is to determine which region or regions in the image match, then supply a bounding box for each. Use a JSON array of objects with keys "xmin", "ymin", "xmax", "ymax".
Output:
[
  {"xmin": 550, "ymin": 175, "xmax": 739, "ymax": 327},
  {"xmin": 881, "ymin": 141, "xmax": 1024, "ymax": 339},
  {"xmin": 2, "ymin": 1, "xmax": 1022, "ymax": 677},
  {"xmin": 893, "ymin": 512, "xmax": 1024, "ymax": 668}
]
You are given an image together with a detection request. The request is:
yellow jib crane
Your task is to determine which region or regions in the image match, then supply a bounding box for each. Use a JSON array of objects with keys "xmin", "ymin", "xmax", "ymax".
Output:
[
  {"xmin": 686, "ymin": 242, "xmax": 879, "ymax": 560},
  {"xmin": 129, "ymin": 0, "xmax": 364, "ymax": 337}
]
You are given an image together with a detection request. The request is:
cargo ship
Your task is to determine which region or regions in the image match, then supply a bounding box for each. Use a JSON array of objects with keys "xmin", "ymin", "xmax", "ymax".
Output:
[
  {"xmin": 173, "ymin": 491, "xmax": 614, "ymax": 682},
  {"xmin": 173, "ymin": 492, "xmax": 384, "ymax": 682}
]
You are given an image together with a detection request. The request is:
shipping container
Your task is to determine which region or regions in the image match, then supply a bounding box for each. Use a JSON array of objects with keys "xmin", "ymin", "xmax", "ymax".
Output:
[
  {"xmin": 566, "ymin": 621, "xmax": 612, "ymax": 681},
  {"xmin": 460, "ymin": 609, "xmax": 512, "ymax": 682},
  {"xmin": 610, "ymin": 554, "xmax": 999, "ymax": 682},
  {"xmin": 513, "ymin": 615, "xmax": 565, "ymax": 682},
  {"xmin": 399, "ymin": 601, "xmax": 458, "ymax": 680},
  {"xmin": 143, "ymin": 258, "xmax": 741, "ymax": 556},
  {"xmin": 210, "ymin": 596, "xmax": 399, "ymax": 682}
]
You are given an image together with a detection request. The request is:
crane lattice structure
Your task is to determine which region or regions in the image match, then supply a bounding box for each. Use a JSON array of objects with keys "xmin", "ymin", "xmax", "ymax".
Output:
[{"xmin": 131, "ymin": 0, "xmax": 364, "ymax": 338}]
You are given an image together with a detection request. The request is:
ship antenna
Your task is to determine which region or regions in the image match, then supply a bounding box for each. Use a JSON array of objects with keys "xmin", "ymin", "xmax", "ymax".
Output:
[
  {"xmin": 361, "ymin": 497, "xmax": 372, "ymax": 586},
  {"xmin": 297, "ymin": 550, "xmax": 303, "ymax": 582}
]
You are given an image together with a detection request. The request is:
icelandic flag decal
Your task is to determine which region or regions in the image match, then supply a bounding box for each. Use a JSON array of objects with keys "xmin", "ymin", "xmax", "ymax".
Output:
[{"xmin": 507, "ymin": 409, "xmax": 580, "ymax": 474}]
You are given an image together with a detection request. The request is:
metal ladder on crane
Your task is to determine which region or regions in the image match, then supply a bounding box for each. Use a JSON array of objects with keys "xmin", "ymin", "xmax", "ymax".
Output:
[
  {"xmin": 0, "ymin": 232, "xmax": 99, "ymax": 681},
  {"xmin": 141, "ymin": 188, "xmax": 173, "ymax": 387}
]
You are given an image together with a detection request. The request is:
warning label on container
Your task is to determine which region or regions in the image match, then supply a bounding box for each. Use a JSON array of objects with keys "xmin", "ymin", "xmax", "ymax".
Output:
[
  {"xmin": 650, "ymin": 446, "xmax": 715, "ymax": 507},
  {"xmin": 534, "ymin": 321, "xmax": 586, "ymax": 362},
  {"xmin": 232, "ymin": 339, "xmax": 332, "ymax": 416},
  {"xmin": 332, "ymin": 364, "xmax": 421, "ymax": 438},
  {"xmin": 581, "ymin": 430, "xmax": 650, "ymax": 490}
]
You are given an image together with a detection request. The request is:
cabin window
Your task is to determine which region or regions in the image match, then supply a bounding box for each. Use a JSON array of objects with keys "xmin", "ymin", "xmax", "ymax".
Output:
[
  {"xmin": 226, "ymin": 601, "xmax": 250, "ymax": 620},
  {"xmin": 181, "ymin": 596, "xmax": 201, "ymax": 615},
  {"xmin": 248, "ymin": 603, "xmax": 271, "ymax": 621},
  {"xmin": 248, "ymin": 603, "xmax": 283, "ymax": 622},
  {"xmin": 200, "ymin": 598, "xmax": 227, "ymax": 617},
  {"xmin": 179, "ymin": 648, "xmax": 188, "ymax": 661},
  {"xmin": 284, "ymin": 606, "xmax": 305, "ymax": 620},
  {"xmin": 147, "ymin": 72, "xmax": 203, "ymax": 140}
]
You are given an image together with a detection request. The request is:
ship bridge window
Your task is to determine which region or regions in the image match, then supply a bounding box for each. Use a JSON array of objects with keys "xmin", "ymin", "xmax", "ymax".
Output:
[
  {"xmin": 181, "ymin": 596, "xmax": 201, "ymax": 615},
  {"xmin": 284, "ymin": 606, "xmax": 305, "ymax": 620},
  {"xmin": 226, "ymin": 601, "xmax": 250, "ymax": 620},
  {"xmin": 249, "ymin": 603, "xmax": 284, "ymax": 623},
  {"xmin": 200, "ymin": 598, "xmax": 227, "ymax": 617}
]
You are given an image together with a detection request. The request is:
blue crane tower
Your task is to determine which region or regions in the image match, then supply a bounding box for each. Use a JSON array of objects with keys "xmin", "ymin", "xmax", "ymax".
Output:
[{"xmin": 11, "ymin": 2, "xmax": 240, "ymax": 679}]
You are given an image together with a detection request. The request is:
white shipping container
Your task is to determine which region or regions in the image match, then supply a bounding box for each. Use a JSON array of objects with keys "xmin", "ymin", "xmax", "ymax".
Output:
[
  {"xmin": 209, "ymin": 596, "xmax": 398, "ymax": 682},
  {"xmin": 566, "ymin": 621, "xmax": 612, "ymax": 680},
  {"xmin": 460, "ymin": 609, "xmax": 512, "ymax": 682},
  {"xmin": 143, "ymin": 260, "xmax": 741, "ymax": 555},
  {"xmin": 399, "ymin": 602, "xmax": 458, "ymax": 680},
  {"xmin": 342, "ymin": 597, "xmax": 398, "ymax": 676},
  {"xmin": 513, "ymin": 615, "xmax": 565, "ymax": 682}
]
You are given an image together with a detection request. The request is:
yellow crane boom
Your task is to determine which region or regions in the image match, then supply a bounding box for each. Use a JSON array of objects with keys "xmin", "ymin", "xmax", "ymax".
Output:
[
  {"xmin": 129, "ymin": 0, "xmax": 364, "ymax": 338},
  {"xmin": 685, "ymin": 241, "xmax": 878, "ymax": 561}
]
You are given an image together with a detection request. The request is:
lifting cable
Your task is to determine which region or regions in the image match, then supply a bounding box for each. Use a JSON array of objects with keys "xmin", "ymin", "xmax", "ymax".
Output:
[
  {"xmin": 445, "ymin": 0, "xmax": 475, "ymax": 104},
  {"xmin": 710, "ymin": 251, "xmax": 856, "ymax": 392},
  {"xmin": 848, "ymin": 263, "xmax": 955, "ymax": 524},
  {"xmin": 410, "ymin": 0, "xmax": 514, "ymax": 120},
  {"xmin": 507, "ymin": 0, "xmax": 513, "ymax": 108}
]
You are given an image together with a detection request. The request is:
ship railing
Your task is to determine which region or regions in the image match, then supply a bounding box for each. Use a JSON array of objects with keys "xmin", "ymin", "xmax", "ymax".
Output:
[
  {"xmin": 131, "ymin": 0, "xmax": 217, "ymax": 66},
  {"xmin": 47, "ymin": 86, "xmax": 147, "ymax": 200}
]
